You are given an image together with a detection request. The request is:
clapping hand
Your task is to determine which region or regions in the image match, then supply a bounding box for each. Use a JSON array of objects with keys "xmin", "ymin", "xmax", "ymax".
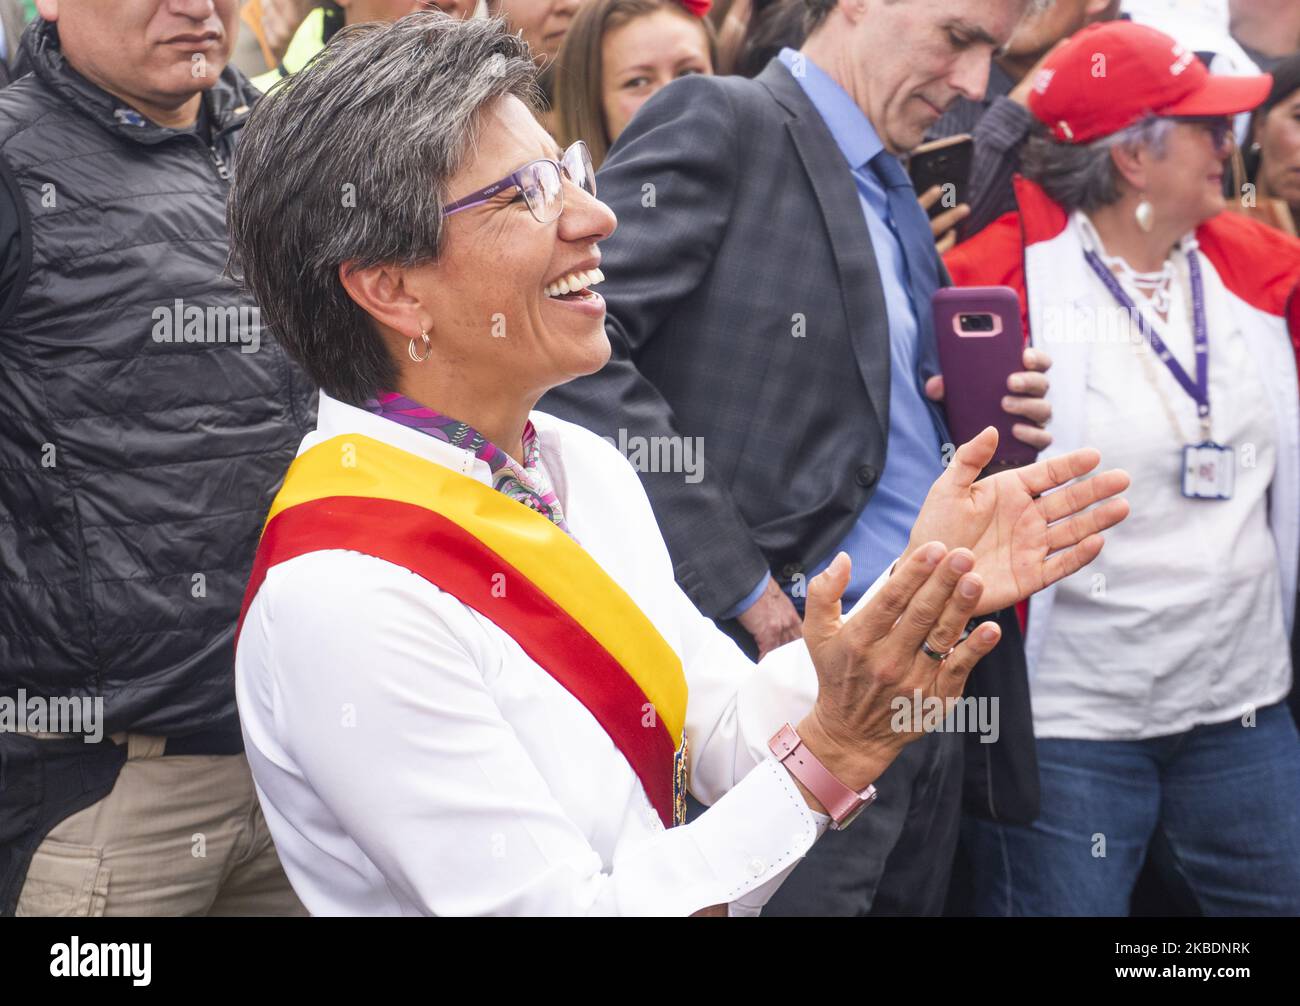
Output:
[
  {"xmin": 903, "ymin": 427, "xmax": 1130, "ymax": 615},
  {"xmin": 794, "ymin": 544, "xmax": 1001, "ymax": 800}
]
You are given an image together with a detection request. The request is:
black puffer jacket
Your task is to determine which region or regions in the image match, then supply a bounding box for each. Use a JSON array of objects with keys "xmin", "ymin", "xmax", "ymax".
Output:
[{"xmin": 0, "ymin": 20, "xmax": 316, "ymax": 736}]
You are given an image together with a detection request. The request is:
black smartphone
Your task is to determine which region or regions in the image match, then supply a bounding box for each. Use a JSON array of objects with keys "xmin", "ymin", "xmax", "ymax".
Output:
[{"xmin": 908, "ymin": 134, "xmax": 974, "ymax": 219}]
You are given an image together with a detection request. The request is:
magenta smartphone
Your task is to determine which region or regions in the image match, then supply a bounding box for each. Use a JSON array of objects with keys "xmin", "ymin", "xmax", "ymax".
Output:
[{"xmin": 932, "ymin": 286, "xmax": 1037, "ymax": 470}]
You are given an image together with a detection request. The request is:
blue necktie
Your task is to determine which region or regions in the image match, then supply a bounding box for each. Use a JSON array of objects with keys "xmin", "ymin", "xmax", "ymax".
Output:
[
  {"xmin": 868, "ymin": 148, "xmax": 947, "ymax": 437},
  {"xmin": 868, "ymin": 149, "xmax": 941, "ymax": 345}
]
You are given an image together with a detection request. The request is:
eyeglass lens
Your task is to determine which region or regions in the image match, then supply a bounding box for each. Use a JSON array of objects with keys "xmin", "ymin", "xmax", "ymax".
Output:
[
  {"xmin": 563, "ymin": 142, "xmax": 597, "ymax": 196},
  {"xmin": 519, "ymin": 143, "xmax": 597, "ymax": 223},
  {"xmin": 519, "ymin": 161, "xmax": 564, "ymax": 223}
]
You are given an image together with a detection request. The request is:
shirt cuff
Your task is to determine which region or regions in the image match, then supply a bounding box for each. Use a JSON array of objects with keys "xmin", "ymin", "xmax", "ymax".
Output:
[
  {"xmin": 719, "ymin": 572, "xmax": 771, "ymax": 621},
  {"xmin": 684, "ymin": 756, "xmax": 830, "ymax": 915}
]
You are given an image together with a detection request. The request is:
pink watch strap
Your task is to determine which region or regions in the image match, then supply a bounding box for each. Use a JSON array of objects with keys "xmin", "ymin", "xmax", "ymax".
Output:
[{"xmin": 768, "ymin": 723, "xmax": 877, "ymax": 830}]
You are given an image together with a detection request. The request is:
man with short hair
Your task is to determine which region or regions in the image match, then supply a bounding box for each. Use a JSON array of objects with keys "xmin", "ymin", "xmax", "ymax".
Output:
[
  {"xmin": 928, "ymin": 0, "xmax": 1120, "ymax": 240},
  {"xmin": 542, "ymin": 0, "xmax": 1054, "ymax": 915},
  {"xmin": 0, "ymin": 1, "xmax": 315, "ymax": 915}
]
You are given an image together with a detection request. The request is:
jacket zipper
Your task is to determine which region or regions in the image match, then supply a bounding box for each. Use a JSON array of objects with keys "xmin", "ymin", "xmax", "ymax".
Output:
[
  {"xmin": 208, "ymin": 143, "xmax": 231, "ymax": 183},
  {"xmin": 197, "ymin": 117, "xmax": 244, "ymax": 185}
]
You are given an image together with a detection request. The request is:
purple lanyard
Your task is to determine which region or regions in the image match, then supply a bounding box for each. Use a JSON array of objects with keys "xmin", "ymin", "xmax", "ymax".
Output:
[{"xmin": 1083, "ymin": 248, "xmax": 1211, "ymax": 433}]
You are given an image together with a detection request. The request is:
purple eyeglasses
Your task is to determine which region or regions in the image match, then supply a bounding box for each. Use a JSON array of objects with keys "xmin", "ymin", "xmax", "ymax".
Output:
[{"xmin": 442, "ymin": 140, "xmax": 596, "ymax": 224}]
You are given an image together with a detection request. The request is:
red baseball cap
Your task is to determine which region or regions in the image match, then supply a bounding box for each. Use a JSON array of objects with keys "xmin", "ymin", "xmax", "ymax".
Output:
[{"xmin": 1027, "ymin": 21, "xmax": 1272, "ymax": 144}]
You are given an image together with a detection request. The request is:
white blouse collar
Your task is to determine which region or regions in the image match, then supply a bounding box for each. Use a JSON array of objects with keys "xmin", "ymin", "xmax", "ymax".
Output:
[
  {"xmin": 312, "ymin": 390, "xmax": 571, "ymax": 502},
  {"xmin": 314, "ymin": 390, "xmax": 490, "ymax": 484}
]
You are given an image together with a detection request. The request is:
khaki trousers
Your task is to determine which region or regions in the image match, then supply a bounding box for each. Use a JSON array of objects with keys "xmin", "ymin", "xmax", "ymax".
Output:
[{"xmin": 16, "ymin": 733, "xmax": 306, "ymax": 917}]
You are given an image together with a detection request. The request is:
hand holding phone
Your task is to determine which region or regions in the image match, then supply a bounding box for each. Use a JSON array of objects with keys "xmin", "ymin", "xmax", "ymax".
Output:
[
  {"xmin": 907, "ymin": 134, "xmax": 973, "ymax": 219},
  {"xmin": 932, "ymin": 286, "xmax": 1039, "ymax": 471}
]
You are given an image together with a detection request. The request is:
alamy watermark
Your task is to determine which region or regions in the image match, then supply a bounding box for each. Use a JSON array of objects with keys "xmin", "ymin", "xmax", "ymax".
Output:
[
  {"xmin": 50, "ymin": 939, "xmax": 150, "ymax": 985},
  {"xmin": 602, "ymin": 428, "xmax": 704, "ymax": 484},
  {"xmin": 890, "ymin": 689, "xmax": 1000, "ymax": 744},
  {"xmin": 151, "ymin": 299, "xmax": 261, "ymax": 354},
  {"xmin": 1037, "ymin": 302, "xmax": 1155, "ymax": 347},
  {"xmin": 0, "ymin": 689, "xmax": 104, "ymax": 742}
]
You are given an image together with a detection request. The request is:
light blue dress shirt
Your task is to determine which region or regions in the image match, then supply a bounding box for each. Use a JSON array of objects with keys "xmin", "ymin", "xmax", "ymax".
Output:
[{"xmin": 737, "ymin": 50, "xmax": 945, "ymax": 613}]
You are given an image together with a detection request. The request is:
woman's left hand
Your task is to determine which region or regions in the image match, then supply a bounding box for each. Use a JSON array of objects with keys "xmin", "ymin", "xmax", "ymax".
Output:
[{"xmin": 901, "ymin": 427, "xmax": 1131, "ymax": 615}]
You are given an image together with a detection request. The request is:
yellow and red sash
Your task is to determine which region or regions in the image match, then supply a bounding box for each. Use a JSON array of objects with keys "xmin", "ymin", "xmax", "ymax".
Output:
[{"xmin": 236, "ymin": 434, "xmax": 689, "ymax": 828}]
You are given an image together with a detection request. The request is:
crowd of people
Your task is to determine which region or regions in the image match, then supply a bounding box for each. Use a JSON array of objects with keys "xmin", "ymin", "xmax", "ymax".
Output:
[{"xmin": 0, "ymin": 0, "xmax": 1297, "ymax": 918}]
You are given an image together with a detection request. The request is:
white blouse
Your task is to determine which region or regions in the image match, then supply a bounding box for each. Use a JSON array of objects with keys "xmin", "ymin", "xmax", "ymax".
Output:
[
  {"xmin": 1030, "ymin": 212, "xmax": 1292, "ymax": 740},
  {"xmin": 235, "ymin": 392, "xmax": 882, "ymax": 916}
]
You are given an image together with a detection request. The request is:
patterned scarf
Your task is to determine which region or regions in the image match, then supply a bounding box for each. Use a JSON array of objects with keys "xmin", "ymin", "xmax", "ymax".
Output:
[{"xmin": 363, "ymin": 391, "xmax": 573, "ymax": 536}]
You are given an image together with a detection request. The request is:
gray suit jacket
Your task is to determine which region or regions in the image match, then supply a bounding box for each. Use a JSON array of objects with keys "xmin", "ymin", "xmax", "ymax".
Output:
[{"xmin": 544, "ymin": 58, "xmax": 950, "ymax": 618}]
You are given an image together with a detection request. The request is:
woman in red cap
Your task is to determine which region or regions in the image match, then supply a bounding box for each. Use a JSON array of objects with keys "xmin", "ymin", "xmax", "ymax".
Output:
[{"xmin": 946, "ymin": 20, "xmax": 1300, "ymax": 916}]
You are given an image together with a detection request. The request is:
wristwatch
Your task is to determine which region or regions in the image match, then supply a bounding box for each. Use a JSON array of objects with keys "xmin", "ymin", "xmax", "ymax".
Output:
[{"xmin": 768, "ymin": 723, "xmax": 878, "ymax": 830}]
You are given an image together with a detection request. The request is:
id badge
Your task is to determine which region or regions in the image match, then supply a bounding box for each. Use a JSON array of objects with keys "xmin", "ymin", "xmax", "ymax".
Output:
[{"xmin": 1182, "ymin": 442, "xmax": 1234, "ymax": 500}]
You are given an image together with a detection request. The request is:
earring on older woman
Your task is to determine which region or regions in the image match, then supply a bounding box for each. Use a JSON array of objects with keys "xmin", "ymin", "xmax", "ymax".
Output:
[
  {"xmin": 408, "ymin": 328, "xmax": 432, "ymax": 363},
  {"xmin": 1135, "ymin": 198, "xmax": 1155, "ymax": 233}
]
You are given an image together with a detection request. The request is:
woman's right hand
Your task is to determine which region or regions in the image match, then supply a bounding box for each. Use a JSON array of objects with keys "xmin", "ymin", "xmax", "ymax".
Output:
[{"xmin": 793, "ymin": 544, "xmax": 1001, "ymax": 807}]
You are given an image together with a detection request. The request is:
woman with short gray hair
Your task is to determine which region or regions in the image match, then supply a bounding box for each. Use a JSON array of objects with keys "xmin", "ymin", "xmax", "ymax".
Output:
[
  {"xmin": 226, "ymin": 11, "xmax": 1128, "ymax": 916},
  {"xmin": 947, "ymin": 21, "xmax": 1300, "ymax": 915}
]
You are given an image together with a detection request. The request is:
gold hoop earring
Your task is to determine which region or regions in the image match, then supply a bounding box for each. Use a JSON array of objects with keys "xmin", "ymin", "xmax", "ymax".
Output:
[
  {"xmin": 1135, "ymin": 198, "xmax": 1155, "ymax": 234},
  {"xmin": 408, "ymin": 328, "xmax": 432, "ymax": 363}
]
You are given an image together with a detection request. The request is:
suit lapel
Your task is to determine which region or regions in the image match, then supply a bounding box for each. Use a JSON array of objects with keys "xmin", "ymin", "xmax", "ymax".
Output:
[{"xmin": 757, "ymin": 60, "xmax": 892, "ymax": 439}]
